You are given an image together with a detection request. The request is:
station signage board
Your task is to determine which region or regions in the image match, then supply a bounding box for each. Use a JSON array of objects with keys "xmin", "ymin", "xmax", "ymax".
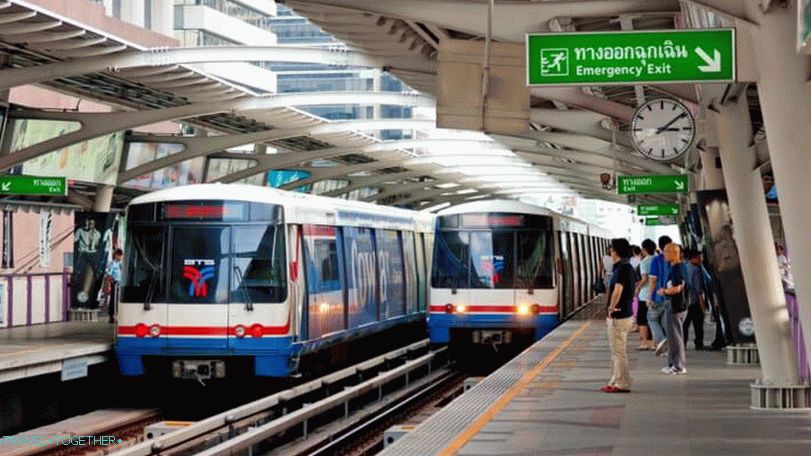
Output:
[
  {"xmin": 637, "ymin": 204, "xmax": 680, "ymax": 216},
  {"xmin": 618, "ymin": 175, "xmax": 688, "ymax": 195},
  {"xmin": 644, "ymin": 216, "xmax": 676, "ymax": 226},
  {"xmin": 527, "ymin": 29, "xmax": 735, "ymax": 85},
  {"xmin": 0, "ymin": 175, "xmax": 67, "ymax": 196}
]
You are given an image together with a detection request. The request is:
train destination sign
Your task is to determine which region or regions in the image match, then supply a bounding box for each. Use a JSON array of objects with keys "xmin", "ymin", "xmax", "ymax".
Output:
[
  {"xmin": 527, "ymin": 29, "xmax": 735, "ymax": 85},
  {"xmin": 618, "ymin": 175, "xmax": 688, "ymax": 195},
  {"xmin": 637, "ymin": 204, "xmax": 680, "ymax": 216},
  {"xmin": 0, "ymin": 175, "xmax": 67, "ymax": 196},
  {"xmin": 644, "ymin": 217, "xmax": 676, "ymax": 226}
]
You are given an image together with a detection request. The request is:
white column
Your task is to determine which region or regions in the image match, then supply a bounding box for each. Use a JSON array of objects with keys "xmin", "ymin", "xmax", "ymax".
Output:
[
  {"xmin": 119, "ymin": 0, "xmax": 145, "ymax": 28},
  {"xmin": 699, "ymin": 148, "xmax": 725, "ymax": 191},
  {"xmin": 92, "ymin": 185, "xmax": 115, "ymax": 213},
  {"xmin": 745, "ymin": 0, "xmax": 811, "ymax": 366},
  {"xmin": 150, "ymin": 0, "xmax": 175, "ymax": 37},
  {"xmin": 710, "ymin": 94, "xmax": 799, "ymax": 386}
]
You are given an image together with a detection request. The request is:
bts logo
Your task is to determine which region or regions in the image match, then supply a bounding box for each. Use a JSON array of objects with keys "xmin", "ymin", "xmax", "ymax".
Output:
[
  {"xmin": 183, "ymin": 259, "xmax": 215, "ymax": 298},
  {"xmin": 480, "ymin": 255, "xmax": 505, "ymax": 284}
]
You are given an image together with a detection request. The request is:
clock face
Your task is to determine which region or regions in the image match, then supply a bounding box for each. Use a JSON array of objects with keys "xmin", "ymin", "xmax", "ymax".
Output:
[{"xmin": 631, "ymin": 98, "xmax": 695, "ymax": 161}]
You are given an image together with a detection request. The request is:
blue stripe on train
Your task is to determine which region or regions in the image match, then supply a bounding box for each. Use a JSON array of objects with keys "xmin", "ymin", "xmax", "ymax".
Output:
[
  {"xmin": 427, "ymin": 313, "xmax": 559, "ymax": 343},
  {"xmin": 116, "ymin": 313, "xmax": 424, "ymax": 377}
]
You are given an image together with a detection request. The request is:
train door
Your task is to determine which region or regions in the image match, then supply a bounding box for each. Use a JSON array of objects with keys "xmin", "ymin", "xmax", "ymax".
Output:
[
  {"xmin": 584, "ymin": 236, "xmax": 593, "ymax": 301},
  {"xmin": 166, "ymin": 225, "xmax": 230, "ymax": 350},
  {"xmin": 558, "ymin": 232, "xmax": 572, "ymax": 318},
  {"xmin": 570, "ymin": 233, "xmax": 580, "ymax": 307},
  {"xmin": 579, "ymin": 234, "xmax": 588, "ymax": 306}
]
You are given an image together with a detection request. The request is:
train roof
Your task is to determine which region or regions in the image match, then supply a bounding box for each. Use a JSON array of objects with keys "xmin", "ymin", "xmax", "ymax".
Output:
[{"xmin": 128, "ymin": 183, "xmax": 433, "ymax": 230}]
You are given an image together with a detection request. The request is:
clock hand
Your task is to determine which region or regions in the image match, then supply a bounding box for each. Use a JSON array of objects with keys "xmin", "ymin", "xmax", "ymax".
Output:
[{"xmin": 655, "ymin": 113, "xmax": 686, "ymax": 134}]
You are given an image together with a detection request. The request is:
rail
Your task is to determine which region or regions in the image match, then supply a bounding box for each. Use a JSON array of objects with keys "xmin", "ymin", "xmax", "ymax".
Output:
[
  {"xmin": 112, "ymin": 339, "xmax": 437, "ymax": 456},
  {"xmin": 1, "ymin": 271, "xmax": 70, "ymax": 327}
]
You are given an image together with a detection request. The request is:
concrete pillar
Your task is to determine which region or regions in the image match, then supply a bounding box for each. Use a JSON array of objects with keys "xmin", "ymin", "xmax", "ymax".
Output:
[
  {"xmin": 699, "ymin": 148, "xmax": 725, "ymax": 191},
  {"xmin": 92, "ymin": 185, "xmax": 115, "ymax": 213},
  {"xmin": 745, "ymin": 0, "xmax": 811, "ymax": 367},
  {"xmin": 119, "ymin": 0, "xmax": 145, "ymax": 28},
  {"xmin": 710, "ymin": 94, "xmax": 800, "ymax": 386}
]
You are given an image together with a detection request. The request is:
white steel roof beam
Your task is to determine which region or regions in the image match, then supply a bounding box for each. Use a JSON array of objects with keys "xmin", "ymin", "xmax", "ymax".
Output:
[{"xmin": 0, "ymin": 45, "xmax": 436, "ymax": 91}]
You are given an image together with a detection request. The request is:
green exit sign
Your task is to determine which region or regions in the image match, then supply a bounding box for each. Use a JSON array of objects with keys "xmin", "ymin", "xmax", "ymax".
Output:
[
  {"xmin": 527, "ymin": 29, "xmax": 735, "ymax": 85},
  {"xmin": 618, "ymin": 175, "xmax": 688, "ymax": 195},
  {"xmin": 638, "ymin": 204, "xmax": 680, "ymax": 216},
  {"xmin": 645, "ymin": 218, "xmax": 662, "ymax": 226},
  {"xmin": 0, "ymin": 175, "xmax": 67, "ymax": 196},
  {"xmin": 645, "ymin": 216, "xmax": 677, "ymax": 226}
]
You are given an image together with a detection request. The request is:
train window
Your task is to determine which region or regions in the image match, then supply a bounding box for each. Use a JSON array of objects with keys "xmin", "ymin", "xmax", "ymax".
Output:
[
  {"xmin": 232, "ymin": 225, "xmax": 287, "ymax": 303},
  {"xmin": 376, "ymin": 230, "xmax": 406, "ymax": 318},
  {"xmin": 415, "ymin": 233, "xmax": 428, "ymax": 311},
  {"xmin": 122, "ymin": 226, "xmax": 165, "ymax": 303},
  {"xmin": 469, "ymin": 231, "xmax": 514, "ymax": 289},
  {"xmin": 431, "ymin": 231, "xmax": 471, "ymax": 289},
  {"xmin": 343, "ymin": 226, "xmax": 378, "ymax": 327},
  {"xmin": 168, "ymin": 226, "xmax": 230, "ymax": 304},
  {"xmin": 515, "ymin": 230, "xmax": 554, "ymax": 289},
  {"xmin": 303, "ymin": 225, "xmax": 344, "ymax": 338}
]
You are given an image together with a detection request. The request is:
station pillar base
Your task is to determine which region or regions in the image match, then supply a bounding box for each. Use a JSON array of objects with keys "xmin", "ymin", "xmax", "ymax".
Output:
[
  {"xmin": 750, "ymin": 382, "xmax": 811, "ymax": 411},
  {"xmin": 726, "ymin": 344, "xmax": 759, "ymax": 366}
]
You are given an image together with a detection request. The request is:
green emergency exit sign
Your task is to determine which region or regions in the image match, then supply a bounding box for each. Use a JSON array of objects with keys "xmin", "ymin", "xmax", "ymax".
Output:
[
  {"xmin": 618, "ymin": 175, "xmax": 688, "ymax": 195},
  {"xmin": 0, "ymin": 175, "xmax": 67, "ymax": 196},
  {"xmin": 637, "ymin": 204, "xmax": 680, "ymax": 216},
  {"xmin": 527, "ymin": 29, "xmax": 735, "ymax": 85}
]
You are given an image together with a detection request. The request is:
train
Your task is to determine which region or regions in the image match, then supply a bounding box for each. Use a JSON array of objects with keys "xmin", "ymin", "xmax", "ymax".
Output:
[
  {"xmin": 428, "ymin": 200, "xmax": 611, "ymax": 347},
  {"xmin": 114, "ymin": 184, "xmax": 434, "ymax": 380}
]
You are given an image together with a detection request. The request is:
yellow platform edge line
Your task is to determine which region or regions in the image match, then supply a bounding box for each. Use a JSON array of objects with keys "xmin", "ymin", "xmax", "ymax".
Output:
[{"xmin": 437, "ymin": 320, "xmax": 593, "ymax": 456}]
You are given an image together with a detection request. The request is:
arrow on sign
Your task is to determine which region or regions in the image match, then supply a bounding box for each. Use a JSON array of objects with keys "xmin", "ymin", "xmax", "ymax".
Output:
[
  {"xmin": 671, "ymin": 207, "xmax": 678, "ymax": 214},
  {"xmin": 0, "ymin": 182, "xmax": 10, "ymax": 192},
  {"xmin": 695, "ymin": 47, "xmax": 721, "ymax": 73},
  {"xmin": 674, "ymin": 180, "xmax": 685, "ymax": 190}
]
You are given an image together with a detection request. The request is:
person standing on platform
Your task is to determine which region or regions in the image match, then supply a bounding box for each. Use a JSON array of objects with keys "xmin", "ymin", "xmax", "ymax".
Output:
[
  {"xmin": 683, "ymin": 250, "xmax": 707, "ymax": 350},
  {"xmin": 601, "ymin": 238, "xmax": 636, "ymax": 393},
  {"xmin": 634, "ymin": 239, "xmax": 657, "ymax": 350},
  {"xmin": 648, "ymin": 236, "xmax": 673, "ymax": 356},
  {"xmin": 658, "ymin": 243, "xmax": 688, "ymax": 375},
  {"xmin": 600, "ymin": 247, "xmax": 614, "ymax": 294},
  {"xmin": 102, "ymin": 249, "xmax": 123, "ymax": 323}
]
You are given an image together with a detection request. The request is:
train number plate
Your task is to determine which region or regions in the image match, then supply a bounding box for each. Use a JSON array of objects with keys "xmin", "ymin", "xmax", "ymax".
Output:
[{"xmin": 471, "ymin": 330, "xmax": 512, "ymax": 345}]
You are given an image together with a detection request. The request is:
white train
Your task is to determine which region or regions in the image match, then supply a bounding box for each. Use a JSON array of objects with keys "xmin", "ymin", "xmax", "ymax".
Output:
[
  {"xmin": 115, "ymin": 184, "xmax": 433, "ymax": 380},
  {"xmin": 428, "ymin": 200, "xmax": 612, "ymax": 346}
]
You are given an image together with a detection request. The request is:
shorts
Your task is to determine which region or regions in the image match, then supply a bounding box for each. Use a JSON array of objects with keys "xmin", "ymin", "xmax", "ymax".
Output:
[{"xmin": 636, "ymin": 300, "xmax": 649, "ymax": 327}]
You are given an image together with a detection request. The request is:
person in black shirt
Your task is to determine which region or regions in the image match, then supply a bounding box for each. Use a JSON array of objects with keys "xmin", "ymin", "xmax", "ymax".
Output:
[
  {"xmin": 657, "ymin": 243, "xmax": 688, "ymax": 375},
  {"xmin": 601, "ymin": 238, "xmax": 636, "ymax": 393}
]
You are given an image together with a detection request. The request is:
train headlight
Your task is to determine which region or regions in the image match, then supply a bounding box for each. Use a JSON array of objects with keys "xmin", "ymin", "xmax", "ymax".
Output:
[
  {"xmin": 319, "ymin": 302, "xmax": 330, "ymax": 314},
  {"xmin": 234, "ymin": 325, "xmax": 247, "ymax": 338},
  {"xmin": 250, "ymin": 324, "xmax": 264, "ymax": 338},
  {"xmin": 455, "ymin": 304, "xmax": 467, "ymax": 314},
  {"xmin": 149, "ymin": 324, "xmax": 161, "ymax": 338},
  {"xmin": 517, "ymin": 304, "xmax": 530, "ymax": 315},
  {"xmin": 135, "ymin": 323, "xmax": 149, "ymax": 338},
  {"xmin": 531, "ymin": 304, "xmax": 542, "ymax": 315}
]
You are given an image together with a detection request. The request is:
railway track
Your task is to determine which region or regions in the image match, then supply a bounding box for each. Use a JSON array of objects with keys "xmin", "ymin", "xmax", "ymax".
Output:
[{"xmin": 103, "ymin": 339, "xmax": 445, "ymax": 456}]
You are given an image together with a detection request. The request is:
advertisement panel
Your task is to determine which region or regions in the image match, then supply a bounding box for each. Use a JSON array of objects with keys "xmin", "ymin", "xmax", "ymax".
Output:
[
  {"xmin": 696, "ymin": 190, "xmax": 754, "ymax": 345},
  {"xmin": 122, "ymin": 142, "xmax": 204, "ymax": 190},
  {"xmin": 72, "ymin": 212, "xmax": 123, "ymax": 309},
  {"xmin": 8, "ymin": 119, "xmax": 123, "ymax": 185}
]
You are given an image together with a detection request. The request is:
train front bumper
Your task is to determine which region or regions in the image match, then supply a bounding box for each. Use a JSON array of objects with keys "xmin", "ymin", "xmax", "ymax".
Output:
[{"xmin": 427, "ymin": 313, "xmax": 558, "ymax": 344}]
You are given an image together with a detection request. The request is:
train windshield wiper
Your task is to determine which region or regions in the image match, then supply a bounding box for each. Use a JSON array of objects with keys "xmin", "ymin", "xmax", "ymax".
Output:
[{"xmin": 234, "ymin": 265, "xmax": 254, "ymax": 311}]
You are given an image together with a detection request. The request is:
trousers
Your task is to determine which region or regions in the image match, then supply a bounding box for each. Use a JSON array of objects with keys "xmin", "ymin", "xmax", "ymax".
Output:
[
  {"xmin": 607, "ymin": 316, "xmax": 634, "ymax": 389},
  {"xmin": 683, "ymin": 303, "xmax": 705, "ymax": 348},
  {"xmin": 647, "ymin": 302, "xmax": 667, "ymax": 343},
  {"xmin": 665, "ymin": 305, "xmax": 687, "ymax": 371}
]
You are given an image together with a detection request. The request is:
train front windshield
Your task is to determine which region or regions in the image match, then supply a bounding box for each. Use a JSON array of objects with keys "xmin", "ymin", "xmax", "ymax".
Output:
[
  {"xmin": 431, "ymin": 213, "xmax": 554, "ymax": 290},
  {"xmin": 121, "ymin": 201, "xmax": 287, "ymax": 304}
]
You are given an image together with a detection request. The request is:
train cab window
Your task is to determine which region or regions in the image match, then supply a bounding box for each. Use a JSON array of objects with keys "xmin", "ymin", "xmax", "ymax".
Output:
[
  {"xmin": 122, "ymin": 226, "xmax": 165, "ymax": 303},
  {"xmin": 232, "ymin": 225, "xmax": 287, "ymax": 303},
  {"xmin": 169, "ymin": 226, "xmax": 230, "ymax": 304},
  {"xmin": 469, "ymin": 231, "xmax": 514, "ymax": 289},
  {"xmin": 431, "ymin": 231, "xmax": 471, "ymax": 289},
  {"xmin": 515, "ymin": 230, "xmax": 554, "ymax": 289}
]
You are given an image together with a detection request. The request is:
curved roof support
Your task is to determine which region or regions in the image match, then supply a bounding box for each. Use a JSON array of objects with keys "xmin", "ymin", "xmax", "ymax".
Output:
[
  {"xmin": 2, "ymin": 92, "xmax": 433, "ymax": 172},
  {"xmin": 363, "ymin": 177, "xmax": 470, "ymax": 203},
  {"xmin": 118, "ymin": 118, "xmax": 433, "ymax": 183},
  {"xmin": 277, "ymin": 156, "xmax": 410, "ymax": 190},
  {"xmin": 0, "ymin": 45, "xmax": 436, "ymax": 90},
  {"xmin": 320, "ymin": 166, "xmax": 438, "ymax": 197}
]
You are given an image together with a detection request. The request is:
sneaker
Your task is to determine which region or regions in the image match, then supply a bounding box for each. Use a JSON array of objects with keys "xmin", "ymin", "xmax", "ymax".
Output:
[
  {"xmin": 661, "ymin": 366, "xmax": 675, "ymax": 375},
  {"xmin": 673, "ymin": 367, "xmax": 687, "ymax": 375},
  {"xmin": 600, "ymin": 385, "xmax": 618, "ymax": 393},
  {"xmin": 655, "ymin": 339, "xmax": 669, "ymax": 356}
]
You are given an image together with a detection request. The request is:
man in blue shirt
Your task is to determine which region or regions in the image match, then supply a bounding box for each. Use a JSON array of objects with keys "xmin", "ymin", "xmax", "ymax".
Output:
[
  {"xmin": 683, "ymin": 250, "xmax": 706, "ymax": 350},
  {"xmin": 647, "ymin": 236, "xmax": 672, "ymax": 355}
]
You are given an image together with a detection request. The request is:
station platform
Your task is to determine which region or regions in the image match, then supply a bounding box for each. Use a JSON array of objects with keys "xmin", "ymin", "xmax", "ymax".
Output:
[
  {"xmin": 0, "ymin": 321, "xmax": 114, "ymax": 384},
  {"xmin": 380, "ymin": 307, "xmax": 811, "ymax": 456}
]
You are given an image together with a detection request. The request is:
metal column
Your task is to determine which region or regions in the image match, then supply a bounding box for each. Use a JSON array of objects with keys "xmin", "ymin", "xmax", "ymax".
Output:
[{"xmin": 710, "ymin": 93, "xmax": 799, "ymax": 387}]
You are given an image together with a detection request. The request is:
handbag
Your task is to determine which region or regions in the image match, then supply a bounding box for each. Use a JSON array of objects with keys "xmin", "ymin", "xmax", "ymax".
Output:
[{"xmin": 592, "ymin": 277, "xmax": 606, "ymax": 294}]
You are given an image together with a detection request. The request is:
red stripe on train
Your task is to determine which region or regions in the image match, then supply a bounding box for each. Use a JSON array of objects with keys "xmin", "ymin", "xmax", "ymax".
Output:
[
  {"xmin": 117, "ymin": 323, "xmax": 290, "ymax": 336},
  {"xmin": 428, "ymin": 305, "xmax": 558, "ymax": 314}
]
